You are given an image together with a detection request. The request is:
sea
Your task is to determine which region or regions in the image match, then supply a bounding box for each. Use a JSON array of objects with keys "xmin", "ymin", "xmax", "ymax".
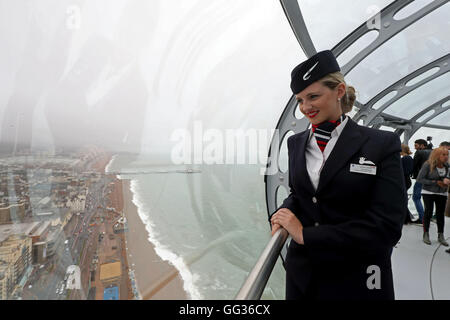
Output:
[{"xmin": 105, "ymin": 153, "xmax": 286, "ymax": 300}]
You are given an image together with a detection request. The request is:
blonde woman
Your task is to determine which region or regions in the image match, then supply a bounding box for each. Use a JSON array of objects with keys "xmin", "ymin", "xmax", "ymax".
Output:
[
  {"xmin": 417, "ymin": 147, "xmax": 450, "ymax": 245},
  {"xmin": 270, "ymin": 50, "xmax": 406, "ymax": 300}
]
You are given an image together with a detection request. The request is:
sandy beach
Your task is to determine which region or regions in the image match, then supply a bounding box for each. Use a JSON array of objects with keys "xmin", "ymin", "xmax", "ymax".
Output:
[{"xmin": 121, "ymin": 179, "xmax": 188, "ymax": 300}]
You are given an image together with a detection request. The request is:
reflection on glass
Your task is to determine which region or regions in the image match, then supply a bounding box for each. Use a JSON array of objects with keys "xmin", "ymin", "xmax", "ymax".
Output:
[
  {"xmin": 336, "ymin": 30, "xmax": 379, "ymax": 67},
  {"xmin": 276, "ymin": 185, "xmax": 288, "ymax": 209},
  {"xmin": 417, "ymin": 110, "xmax": 435, "ymax": 122},
  {"xmin": 347, "ymin": 3, "xmax": 450, "ymax": 104},
  {"xmin": 0, "ymin": 151, "xmax": 288, "ymax": 300},
  {"xmin": 393, "ymin": 0, "xmax": 435, "ymax": 20},
  {"xmin": 0, "ymin": 0, "xmax": 299, "ymax": 301},
  {"xmin": 428, "ymin": 109, "xmax": 450, "ymax": 126},
  {"xmin": 278, "ymin": 131, "xmax": 295, "ymax": 173},
  {"xmin": 384, "ymin": 72, "xmax": 450, "ymax": 119},
  {"xmin": 442, "ymin": 100, "xmax": 450, "ymax": 109},
  {"xmin": 299, "ymin": 0, "xmax": 394, "ymax": 51},
  {"xmin": 405, "ymin": 67, "xmax": 440, "ymax": 87},
  {"xmin": 0, "ymin": 151, "xmax": 135, "ymax": 300},
  {"xmin": 372, "ymin": 91, "xmax": 398, "ymax": 110}
]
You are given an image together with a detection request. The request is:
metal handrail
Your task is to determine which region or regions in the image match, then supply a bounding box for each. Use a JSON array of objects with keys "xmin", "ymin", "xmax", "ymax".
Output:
[{"xmin": 235, "ymin": 228, "xmax": 289, "ymax": 300}]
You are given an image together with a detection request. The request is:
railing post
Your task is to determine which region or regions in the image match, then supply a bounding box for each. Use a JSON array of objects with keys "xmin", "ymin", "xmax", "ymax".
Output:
[{"xmin": 235, "ymin": 228, "xmax": 289, "ymax": 300}]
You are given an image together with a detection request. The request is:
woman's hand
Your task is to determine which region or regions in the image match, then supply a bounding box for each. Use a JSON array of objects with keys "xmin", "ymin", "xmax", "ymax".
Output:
[
  {"xmin": 437, "ymin": 180, "xmax": 447, "ymax": 188},
  {"xmin": 270, "ymin": 208, "xmax": 304, "ymax": 245},
  {"xmin": 443, "ymin": 178, "xmax": 450, "ymax": 186},
  {"xmin": 271, "ymin": 221, "xmax": 281, "ymax": 236}
]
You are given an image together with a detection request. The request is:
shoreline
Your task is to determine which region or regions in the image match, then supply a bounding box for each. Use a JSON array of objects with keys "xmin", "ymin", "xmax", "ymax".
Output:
[
  {"xmin": 121, "ymin": 178, "xmax": 188, "ymax": 299},
  {"xmin": 81, "ymin": 152, "xmax": 135, "ymax": 300}
]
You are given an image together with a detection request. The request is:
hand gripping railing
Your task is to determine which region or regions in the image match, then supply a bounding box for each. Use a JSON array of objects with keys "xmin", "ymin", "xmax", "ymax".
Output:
[{"xmin": 235, "ymin": 228, "xmax": 289, "ymax": 300}]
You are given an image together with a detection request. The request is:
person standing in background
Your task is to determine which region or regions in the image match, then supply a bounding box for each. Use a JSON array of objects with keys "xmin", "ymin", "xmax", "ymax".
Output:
[
  {"xmin": 441, "ymin": 142, "xmax": 450, "ymax": 254},
  {"xmin": 439, "ymin": 141, "xmax": 450, "ymax": 219},
  {"xmin": 412, "ymin": 139, "xmax": 432, "ymax": 224},
  {"xmin": 417, "ymin": 147, "xmax": 450, "ymax": 246},
  {"xmin": 401, "ymin": 144, "xmax": 414, "ymax": 224}
]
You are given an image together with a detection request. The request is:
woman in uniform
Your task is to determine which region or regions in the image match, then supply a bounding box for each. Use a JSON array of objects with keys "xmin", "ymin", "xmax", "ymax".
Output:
[{"xmin": 270, "ymin": 50, "xmax": 406, "ymax": 300}]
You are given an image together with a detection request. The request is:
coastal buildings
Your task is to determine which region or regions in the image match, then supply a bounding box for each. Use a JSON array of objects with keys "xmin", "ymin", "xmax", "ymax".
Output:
[
  {"xmin": 0, "ymin": 260, "xmax": 13, "ymax": 300},
  {"xmin": 113, "ymin": 217, "xmax": 128, "ymax": 234},
  {"xmin": 0, "ymin": 151, "xmax": 133, "ymax": 300},
  {"xmin": 66, "ymin": 195, "xmax": 86, "ymax": 213},
  {"xmin": 32, "ymin": 242, "xmax": 47, "ymax": 264},
  {"xmin": 0, "ymin": 233, "xmax": 32, "ymax": 299},
  {"xmin": 0, "ymin": 203, "xmax": 26, "ymax": 224},
  {"xmin": 0, "ymin": 220, "xmax": 65, "ymax": 299},
  {"xmin": 45, "ymin": 227, "xmax": 63, "ymax": 257}
]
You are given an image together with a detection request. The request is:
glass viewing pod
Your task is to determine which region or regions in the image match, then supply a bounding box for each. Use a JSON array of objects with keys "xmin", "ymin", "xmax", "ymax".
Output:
[{"xmin": 0, "ymin": 0, "xmax": 449, "ymax": 301}]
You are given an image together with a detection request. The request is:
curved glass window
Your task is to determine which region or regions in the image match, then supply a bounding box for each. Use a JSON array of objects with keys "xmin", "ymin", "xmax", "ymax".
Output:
[
  {"xmin": 428, "ymin": 109, "xmax": 450, "ymax": 126},
  {"xmin": 1, "ymin": 0, "xmax": 450, "ymax": 303},
  {"xmin": 409, "ymin": 127, "xmax": 450, "ymax": 151},
  {"xmin": 336, "ymin": 30, "xmax": 379, "ymax": 67},
  {"xmin": 405, "ymin": 67, "xmax": 440, "ymax": 87},
  {"xmin": 416, "ymin": 110, "xmax": 435, "ymax": 123},
  {"xmin": 278, "ymin": 131, "xmax": 295, "ymax": 173},
  {"xmin": 346, "ymin": 3, "xmax": 450, "ymax": 104},
  {"xmin": 372, "ymin": 91, "xmax": 398, "ymax": 110},
  {"xmin": 393, "ymin": 0, "xmax": 435, "ymax": 20},
  {"xmin": 383, "ymin": 72, "xmax": 450, "ymax": 119},
  {"xmin": 0, "ymin": 0, "xmax": 297, "ymax": 301},
  {"xmin": 276, "ymin": 185, "xmax": 288, "ymax": 209},
  {"xmin": 443, "ymin": 100, "xmax": 450, "ymax": 109},
  {"xmin": 299, "ymin": 0, "xmax": 394, "ymax": 51}
]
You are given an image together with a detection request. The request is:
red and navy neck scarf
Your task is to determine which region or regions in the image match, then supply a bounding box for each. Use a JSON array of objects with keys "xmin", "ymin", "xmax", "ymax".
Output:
[{"xmin": 311, "ymin": 114, "xmax": 346, "ymax": 152}]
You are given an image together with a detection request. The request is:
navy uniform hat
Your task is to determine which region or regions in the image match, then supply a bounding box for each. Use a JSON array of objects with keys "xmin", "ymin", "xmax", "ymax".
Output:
[{"xmin": 290, "ymin": 50, "xmax": 341, "ymax": 94}]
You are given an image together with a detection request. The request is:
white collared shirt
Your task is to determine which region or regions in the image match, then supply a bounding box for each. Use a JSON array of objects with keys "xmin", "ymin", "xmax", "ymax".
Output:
[{"xmin": 305, "ymin": 116, "xmax": 349, "ymax": 191}]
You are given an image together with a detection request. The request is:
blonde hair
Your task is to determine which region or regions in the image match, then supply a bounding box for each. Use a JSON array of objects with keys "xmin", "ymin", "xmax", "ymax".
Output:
[
  {"xmin": 427, "ymin": 147, "xmax": 449, "ymax": 173},
  {"xmin": 320, "ymin": 72, "xmax": 356, "ymax": 114},
  {"xmin": 401, "ymin": 144, "xmax": 412, "ymax": 155}
]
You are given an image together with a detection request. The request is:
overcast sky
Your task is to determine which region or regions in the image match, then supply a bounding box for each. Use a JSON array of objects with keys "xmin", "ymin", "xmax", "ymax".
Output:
[
  {"xmin": 0, "ymin": 0, "xmax": 301, "ymax": 156},
  {"xmin": 0, "ymin": 0, "xmax": 448, "ymax": 157}
]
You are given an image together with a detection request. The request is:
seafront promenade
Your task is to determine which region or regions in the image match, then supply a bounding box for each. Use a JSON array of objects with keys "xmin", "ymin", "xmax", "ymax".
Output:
[{"xmin": 0, "ymin": 149, "xmax": 134, "ymax": 300}]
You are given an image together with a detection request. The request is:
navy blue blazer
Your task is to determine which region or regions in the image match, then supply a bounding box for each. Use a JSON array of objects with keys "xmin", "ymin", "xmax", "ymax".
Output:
[{"xmin": 272, "ymin": 118, "xmax": 407, "ymax": 300}]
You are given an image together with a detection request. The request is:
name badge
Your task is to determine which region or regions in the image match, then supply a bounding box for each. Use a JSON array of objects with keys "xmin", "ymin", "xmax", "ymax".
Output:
[{"xmin": 350, "ymin": 163, "xmax": 377, "ymax": 175}]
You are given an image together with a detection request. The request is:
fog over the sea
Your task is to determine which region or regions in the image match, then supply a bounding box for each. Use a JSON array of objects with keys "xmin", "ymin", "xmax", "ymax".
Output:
[
  {"xmin": 0, "ymin": 0, "xmax": 301, "ymax": 157},
  {"xmin": 0, "ymin": 0, "xmax": 448, "ymax": 158}
]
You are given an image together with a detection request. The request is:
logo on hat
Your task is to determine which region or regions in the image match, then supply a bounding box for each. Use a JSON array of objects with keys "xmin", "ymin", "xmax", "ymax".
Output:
[{"xmin": 303, "ymin": 61, "xmax": 319, "ymax": 81}]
